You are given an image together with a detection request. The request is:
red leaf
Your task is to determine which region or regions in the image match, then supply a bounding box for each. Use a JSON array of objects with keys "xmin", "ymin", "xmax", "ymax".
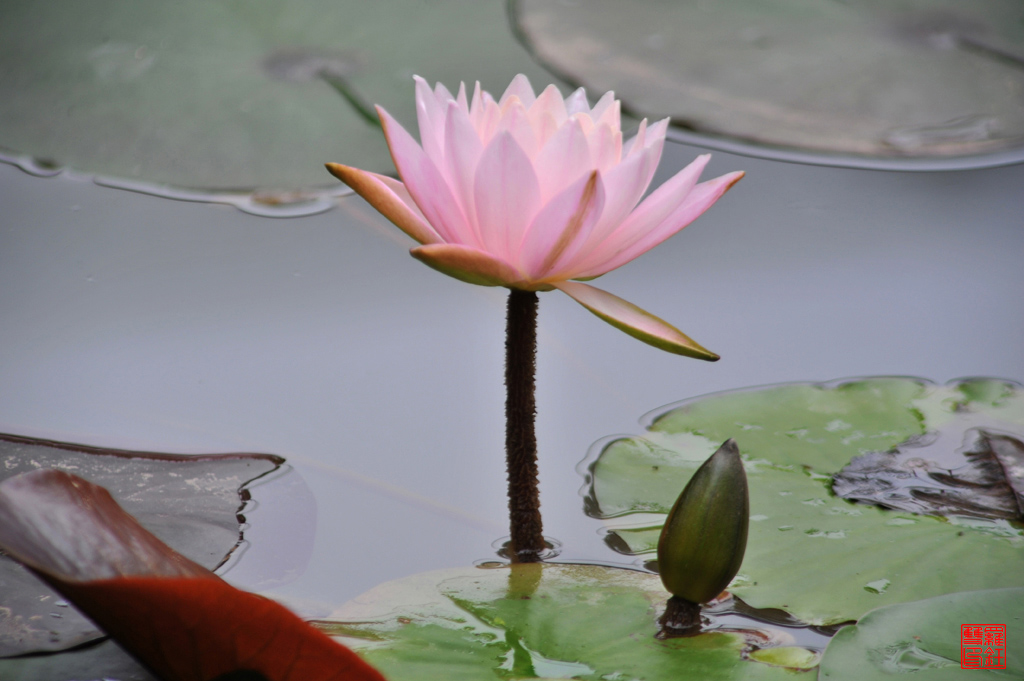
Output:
[{"xmin": 0, "ymin": 469, "xmax": 387, "ymax": 681}]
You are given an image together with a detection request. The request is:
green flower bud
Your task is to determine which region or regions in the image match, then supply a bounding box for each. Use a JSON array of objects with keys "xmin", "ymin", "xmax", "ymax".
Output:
[{"xmin": 657, "ymin": 439, "xmax": 749, "ymax": 604}]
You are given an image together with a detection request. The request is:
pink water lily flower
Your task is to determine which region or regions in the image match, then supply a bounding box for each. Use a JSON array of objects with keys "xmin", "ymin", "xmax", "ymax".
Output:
[{"xmin": 327, "ymin": 75, "xmax": 743, "ymax": 359}]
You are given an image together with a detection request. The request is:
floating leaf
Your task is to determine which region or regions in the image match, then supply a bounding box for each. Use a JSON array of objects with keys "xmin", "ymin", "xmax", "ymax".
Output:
[
  {"xmin": 513, "ymin": 0, "xmax": 1024, "ymax": 162},
  {"xmin": 585, "ymin": 378, "xmax": 1024, "ymax": 625},
  {"xmin": 0, "ymin": 0, "xmax": 563, "ymax": 192},
  {"xmin": 0, "ymin": 433, "xmax": 281, "ymax": 656},
  {"xmin": 0, "ymin": 469, "xmax": 385, "ymax": 681},
  {"xmin": 819, "ymin": 588, "xmax": 1024, "ymax": 679},
  {"xmin": 320, "ymin": 563, "xmax": 818, "ymax": 680}
]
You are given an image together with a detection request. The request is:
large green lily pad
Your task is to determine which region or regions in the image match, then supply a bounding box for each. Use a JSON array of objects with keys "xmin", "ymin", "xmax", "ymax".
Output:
[
  {"xmin": 514, "ymin": 0, "xmax": 1024, "ymax": 162},
  {"xmin": 819, "ymin": 588, "xmax": 1024, "ymax": 679},
  {"xmin": 0, "ymin": 433, "xmax": 282, "ymax": 656},
  {"xmin": 0, "ymin": 0, "xmax": 562, "ymax": 193},
  {"xmin": 585, "ymin": 378, "xmax": 1024, "ymax": 625},
  {"xmin": 320, "ymin": 563, "xmax": 819, "ymax": 680}
]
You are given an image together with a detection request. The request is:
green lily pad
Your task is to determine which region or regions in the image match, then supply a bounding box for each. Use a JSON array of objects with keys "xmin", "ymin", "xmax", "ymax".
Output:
[
  {"xmin": 0, "ymin": 0, "xmax": 562, "ymax": 193},
  {"xmin": 319, "ymin": 563, "xmax": 818, "ymax": 680},
  {"xmin": 585, "ymin": 378, "xmax": 1024, "ymax": 625},
  {"xmin": 819, "ymin": 588, "xmax": 1024, "ymax": 679},
  {"xmin": 0, "ymin": 433, "xmax": 281, "ymax": 656}
]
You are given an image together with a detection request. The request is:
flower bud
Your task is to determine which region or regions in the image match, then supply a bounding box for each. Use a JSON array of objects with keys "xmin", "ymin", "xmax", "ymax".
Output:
[{"xmin": 657, "ymin": 439, "xmax": 749, "ymax": 604}]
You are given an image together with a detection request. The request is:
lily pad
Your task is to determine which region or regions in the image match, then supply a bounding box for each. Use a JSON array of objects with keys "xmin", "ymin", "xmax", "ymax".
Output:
[
  {"xmin": 319, "ymin": 563, "xmax": 819, "ymax": 680},
  {"xmin": 819, "ymin": 588, "xmax": 1024, "ymax": 679},
  {"xmin": 0, "ymin": 433, "xmax": 281, "ymax": 656},
  {"xmin": 0, "ymin": 0, "xmax": 562, "ymax": 193},
  {"xmin": 584, "ymin": 378, "xmax": 1024, "ymax": 625},
  {"xmin": 513, "ymin": 0, "xmax": 1024, "ymax": 163}
]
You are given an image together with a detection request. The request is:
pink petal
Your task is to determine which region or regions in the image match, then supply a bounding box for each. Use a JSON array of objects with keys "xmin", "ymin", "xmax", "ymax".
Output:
[
  {"xmin": 499, "ymin": 74, "xmax": 536, "ymax": 109},
  {"xmin": 378, "ymin": 106, "xmax": 475, "ymax": 245},
  {"xmin": 590, "ymin": 123, "xmax": 621, "ymax": 172},
  {"xmin": 533, "ymin": 118, "xmax": 593, "ymax": 202},
  {"xmin": 442, "ymin": 101, "xmax": 485, "ymax": 247},
  {"xmin": 519, "ymin": 170, "xmax": 605, "ymax": 279},
  {"xmin": 565, "ymin": 87, "xmax": 590, "ymax": 115},
  {"xmin": 591, "ymin": 91, "xmax": 619, "ymax": 129},
  {"xmin": 414, "ymin": 76, "xmax": 446, "ymax": 167},
  {"xmin": 605, "ymin": 153, "xmax": 711, "ymax": 246},
  {"xmin": 433, "ymin": 81, "xmax": 455, "ymax": 104},
  {"xmin": 325, "ymin": 163, "xmax": 441, "ymax": 245},
  {"xmin": 455, "ymin": 82, "xmax": 469, "ymax": 111},
  {"xmin": 622, "ymin": 119, "xmax": 648, "ymax": 158},
  {"xmin": 498, "ymin": 99, "xmax": 540, "ymax": 159},
  {"xmin": 474, "ymin": 131, "xmax": 542, "ymax": 260},
  {"xmin": 411, "ymin": 243, "xmax": 523, "ymax": 287},
  {"xmin": 477, "ymin": 97, "xmax": 503, "ymax": 147},
  {"xmin": 571, "ymin": 144, "xmax": 657, "ymax": 256},
  {"xmin": 529, "ymin": 84, "xmax": 568, "ymax": 129},
  {"xmin": 470, "ymin": 81, "xmax": 485, "ymax": 127},
  {"xmin": 554, "ymin": 281, "xmax": 719, "ymax": 359},
  {"xmin": 579, "ymin": 170, "xmax": 745, "ymax": 278}
]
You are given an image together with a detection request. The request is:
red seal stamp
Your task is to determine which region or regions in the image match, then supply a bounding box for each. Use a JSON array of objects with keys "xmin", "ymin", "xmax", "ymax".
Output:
[{"xmin": 961, "ymin": 624, "xmax": 1007, "ymax": 670}]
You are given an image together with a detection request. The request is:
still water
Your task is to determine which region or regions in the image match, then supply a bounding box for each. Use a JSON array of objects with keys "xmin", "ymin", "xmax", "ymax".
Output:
[{"xmin": 1, "ymin": 137, "xmax": 1022, "ymax": 624}]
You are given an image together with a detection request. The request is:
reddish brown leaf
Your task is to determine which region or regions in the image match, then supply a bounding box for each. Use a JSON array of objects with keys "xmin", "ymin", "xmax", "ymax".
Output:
[{"xmin": 0, "ymin": 470, "xmax": 386, "ymax": 681}]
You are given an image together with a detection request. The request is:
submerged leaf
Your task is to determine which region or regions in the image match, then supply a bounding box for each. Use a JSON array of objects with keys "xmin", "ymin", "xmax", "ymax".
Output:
[
  {"xmin": 0, "ymin": 433, "xmax": 283, "ymax": 657},
  {"xmin": 0, "ymin": 469, "xmax": 385, "ymax": 681},
  {"xmin": 833, "ymin": 428, "xmax": 1024, "ymax": 519}
]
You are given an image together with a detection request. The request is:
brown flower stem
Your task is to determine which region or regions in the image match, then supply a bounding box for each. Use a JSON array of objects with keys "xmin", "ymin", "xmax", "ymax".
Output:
[{"xmin": 505, "ymin": 289, "xmax": 544, "ymax": 563}]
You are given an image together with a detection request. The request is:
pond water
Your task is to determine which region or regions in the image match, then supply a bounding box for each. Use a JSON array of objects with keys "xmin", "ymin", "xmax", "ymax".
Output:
[
  {"xmin": 2, "ymin": 140, "xmax": 1022, "ymax": 619},
  {"xmin": 1, "ymin": 2, "xmax": 1023, "ymax": 676}
]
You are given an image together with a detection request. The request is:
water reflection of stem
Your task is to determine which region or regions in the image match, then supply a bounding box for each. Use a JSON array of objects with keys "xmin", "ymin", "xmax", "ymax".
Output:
[
  {"xmin": 505, "ymin": 289, "xmax": 544, "ymax": 563},
  {"xmin": 507, "ymin": 563, "xmax": 543, "ymax": 599}
]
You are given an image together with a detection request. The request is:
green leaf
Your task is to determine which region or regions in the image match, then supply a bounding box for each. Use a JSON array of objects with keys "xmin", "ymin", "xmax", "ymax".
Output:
[
  {"xmin": 0, "ymin": 0, "xmax": 564, "ymax": 192},
  {"xmin": 586, "ymin": 378, "xmax": 1024, "ymax": 625},
  {"xmin": 819, "ymin": 588, "xmax": 1024, "ymax": 680},
  {"xmin": 319, "ymin": 564, "xmax": 816, "ymax": 680}
]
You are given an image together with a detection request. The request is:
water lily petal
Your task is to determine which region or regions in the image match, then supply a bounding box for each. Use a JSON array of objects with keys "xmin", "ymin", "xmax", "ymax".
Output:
[
  {"xmin": 474, "ymin": 131, "xmax": 542, "ymax": 260},
  {"xmin": 499, "ymin": 73, "xmax": 536, "ymax": 109},
  {"xmin": 565, "ymin": 87, "xmax": 590, "ymax": 115},
  {"xmin": 520, "ymin": 170, "xmax": 605, "ymax": 279},
  {"xmin": 529, "ymin": 84, "xmax": 569, "ymax": 133},
  {"xmin": 411, "ymin": 244, "xmax": 523, "ymax": 287},
  {"xmin": 325, "ymin": 163, "xmax": 441, "ymax": 245},
  {"xmin": 378, "ymin": 106, "xmax": 475, "ymax": 245},
  {"xmin": 574, "ymin": 144, "xmax": 657, "ymax": 253},
  {"xmin": 414, "ymin": 76, "xmax": 446, "ymax": 167},
  {"xmin": 581, "ymin": 170, "xmax": 745, "ymax": 278},
  {"xmin": 590, "ymin": 123, "xmax": 622, "ymax": 173},
  {"xmin": 534, "ymin": 117, "xmax": 592, "ymax": 202},
  {"xmin": 591, "ymin": 91, "xmax": 619, "ymax": 130},
  {"xmin": 554, "ymin": 281, "xmax": 719, "ymax": 360},
  {"xmin": 498, "ymin": 99, "xmax": 540, "ymax": 159},
  {"xmin": 443, "ymin": 101, "xmax": 484, "ymax": 246},
  {"xmin": 600, "ymin": 153, "xmax": 710, "ymax": 248},
  {"xmin": 622, "ymin": 119, "xmax": 648, "ymax": 158}
]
